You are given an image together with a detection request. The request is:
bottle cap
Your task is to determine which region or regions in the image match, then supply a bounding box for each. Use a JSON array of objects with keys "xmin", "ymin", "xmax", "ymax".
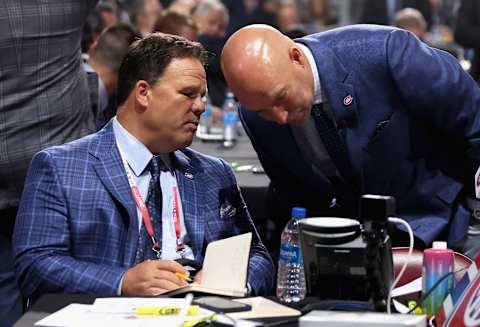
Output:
[
  {"xmin": 292, "ymin": 207, "xmax": 306, "ymax": 219},
  {"xmin": 432, "ymin": 241, "xmax": 447, "ymax": 249}
]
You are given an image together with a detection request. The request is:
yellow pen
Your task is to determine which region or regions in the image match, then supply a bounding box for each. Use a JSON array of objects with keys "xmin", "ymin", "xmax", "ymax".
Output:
[
  {"xmin": 135, "ymin": 305, "xmax": 199, "ymax": 316},
  {"xmin": 175, "ymin": 272, "xmax": 192, "ymax": 282}
]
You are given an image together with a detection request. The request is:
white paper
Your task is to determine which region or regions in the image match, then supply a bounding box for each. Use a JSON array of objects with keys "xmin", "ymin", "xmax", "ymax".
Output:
[
  {"xmin": 34, "ymin": 299, "xmax": 214, "ymax": 327},
  {"xmin": 91, "ymin": 297, "xmax": 191, "ymax": 314}
]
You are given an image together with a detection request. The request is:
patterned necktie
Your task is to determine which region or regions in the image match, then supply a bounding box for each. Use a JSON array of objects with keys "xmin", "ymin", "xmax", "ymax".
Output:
[
  {"xmin": 135, "ymin": 156, "xmax": 166, "ymax": 263},
  {"xmin": 311, "ymin": 103, "xmax": 352, "ymax": 184}
]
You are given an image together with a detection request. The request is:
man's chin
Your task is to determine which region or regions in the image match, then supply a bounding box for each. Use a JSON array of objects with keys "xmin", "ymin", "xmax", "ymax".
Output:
[{"xmin": 179, "ymin": 136, "xmax": 194, "ymax": 149}]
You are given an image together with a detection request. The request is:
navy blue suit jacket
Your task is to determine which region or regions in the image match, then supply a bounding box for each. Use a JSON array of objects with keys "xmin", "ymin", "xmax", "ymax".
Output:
[
  {"xmin": 13, "ymin": 121, "xmax": 274, "ymax": 299},
  {"xmin": 240, "ymin": 25, "xmax": 480, "ymax": 246}
]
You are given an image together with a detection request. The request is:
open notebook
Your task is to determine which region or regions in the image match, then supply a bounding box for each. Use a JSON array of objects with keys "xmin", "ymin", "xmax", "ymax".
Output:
[{"xmin": 165, "ymin": 232, "xmax": 252, "ymax": 297}]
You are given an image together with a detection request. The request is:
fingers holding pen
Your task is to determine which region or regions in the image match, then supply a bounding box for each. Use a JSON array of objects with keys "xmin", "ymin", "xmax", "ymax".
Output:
[{"xmin": 121, "ymin": 259, "xmax": 189, "ymax": 296}]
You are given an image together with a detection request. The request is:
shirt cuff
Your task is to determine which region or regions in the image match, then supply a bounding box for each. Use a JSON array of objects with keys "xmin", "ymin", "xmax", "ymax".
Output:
[
  {"xmin": 117, "ymin": 274, "xmax": 125, "ymax": 295},
  {"xmin": 245, "ymin": 283, "xmax": 252, "ymax": 296}
]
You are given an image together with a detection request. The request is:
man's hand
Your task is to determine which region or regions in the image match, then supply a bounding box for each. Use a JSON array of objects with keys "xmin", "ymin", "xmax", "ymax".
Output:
[{"xmin": 121, "ymin": 259, "xmax": 189, "ymax": 296}]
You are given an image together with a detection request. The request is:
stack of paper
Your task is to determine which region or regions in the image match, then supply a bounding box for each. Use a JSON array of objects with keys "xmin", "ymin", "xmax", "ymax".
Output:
[{"xmin": 34, "ymin": 298, "xmax": 213, "ymax": 327}]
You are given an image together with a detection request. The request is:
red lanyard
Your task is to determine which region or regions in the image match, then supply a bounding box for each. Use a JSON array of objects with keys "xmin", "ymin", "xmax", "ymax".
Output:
[
  {"xmin": 121, "ymin": 156, "xmax": 185, "ymax": 258},
  {"xmin": 129, "ymin": 183, "xmax": 161, "ymax": 258},
  {"xmin": 172, "ymin": 186, "xmax": 185, "ymax": 252}
]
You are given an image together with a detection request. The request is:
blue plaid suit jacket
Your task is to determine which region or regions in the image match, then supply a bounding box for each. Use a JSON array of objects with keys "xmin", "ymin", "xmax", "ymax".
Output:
[{"xmin": 13, "ymin": 121, "xmax": 274, "ymax": 299}]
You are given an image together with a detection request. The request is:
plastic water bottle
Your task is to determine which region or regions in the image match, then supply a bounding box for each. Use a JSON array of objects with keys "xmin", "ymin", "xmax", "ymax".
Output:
[
  {"xmin": 222, "ymin": 91, "xmax": 238, "ymax": 148},
  {"xmin": 277, "ymin": 207, "xmax": 307, "ymax": 303},
  {"xmin": 198, "ymin": 94, "xmax": 212, "ymax": 136}
]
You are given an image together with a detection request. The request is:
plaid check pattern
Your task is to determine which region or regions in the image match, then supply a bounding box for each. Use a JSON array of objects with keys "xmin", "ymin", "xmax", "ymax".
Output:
[
  {"xmin": 13, "ymin": 122, "xmax": 274, "ymax": 299},
  {"xmin": 0, "ymin": 0, "xmax": 97, "ymax": 210}
]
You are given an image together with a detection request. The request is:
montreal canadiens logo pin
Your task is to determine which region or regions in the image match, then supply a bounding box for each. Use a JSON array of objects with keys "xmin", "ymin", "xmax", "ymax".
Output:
[{"xmin": 343, "ymin": 94, "xmax": 353, "ymax": 106}]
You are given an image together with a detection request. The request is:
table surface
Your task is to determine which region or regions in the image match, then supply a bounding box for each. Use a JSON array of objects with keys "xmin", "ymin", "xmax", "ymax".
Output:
[
  {"xmin": 13, "ymin": 294, "xmax": 300, "ymax": 327},
  {"xmin": 190, "ymin": 131, "xmax": 269, "ymax": 189}
]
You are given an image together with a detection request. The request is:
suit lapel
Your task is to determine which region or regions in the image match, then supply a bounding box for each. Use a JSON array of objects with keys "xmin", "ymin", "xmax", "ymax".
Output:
[
  {"xmin": 308, "ymin": 39, "xmax": 403, "ymax": 195},
  {"xmin": 173, "ymin": 150, "xmax": 205, "ymax": 260},
  {"xmin": 89, "ymin": 122, "xmax": 139, "ymax": 264},
  {"xmin": 311, "ymin": 45, "xmax": 364, "ymax": 191}
]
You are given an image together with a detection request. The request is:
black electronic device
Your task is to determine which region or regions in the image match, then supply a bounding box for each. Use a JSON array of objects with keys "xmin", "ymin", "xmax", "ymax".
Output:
[
  {"xmin": 298, "ymin": 195, "xmax": 394, "ymax": 311},
  {"xmin": 193, "ymin": 296, "xmax": 252, "ymax": 313}
]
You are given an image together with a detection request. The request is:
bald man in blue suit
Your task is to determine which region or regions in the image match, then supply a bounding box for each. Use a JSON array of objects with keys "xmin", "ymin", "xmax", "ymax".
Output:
[
  {"xmin": 221, "ymin": 24, "xmax": 480, "ymax": 254},
  {"xmin": 13, "ymin": 33, "xmax": 274, "ymax": 301}
]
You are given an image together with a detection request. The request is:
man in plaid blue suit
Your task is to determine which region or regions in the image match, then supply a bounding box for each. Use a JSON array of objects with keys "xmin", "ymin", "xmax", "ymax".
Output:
[{"xmin": 13, "ymin": 33, "xmax": 274, "ymax": 300}]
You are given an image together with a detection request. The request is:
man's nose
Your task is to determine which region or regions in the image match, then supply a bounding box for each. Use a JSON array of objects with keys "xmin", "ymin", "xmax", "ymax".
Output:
[
  {"xmin": 271, "ymin": 106, "xmax": 288, "ymax": 125},
  {"xmin": 193, "ymin": 96, "xmax": 206, "ymax": 114}
]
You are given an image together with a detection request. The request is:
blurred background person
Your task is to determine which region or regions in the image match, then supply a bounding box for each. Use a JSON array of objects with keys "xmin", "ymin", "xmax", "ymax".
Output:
[
  {"xmin": 223, "ymin": 0, "xmax": 279, "ymax": 37},
  {"xmin": 82, "ymin": 2, "xmax": 120, "ymax": 57},
  {"xmin": 168, "ymin": 0, "xmax": 199, "ymax": 14},
  {"xmin": 84, "ymin": 22, "xmax": 138, "ymax": 130},
  {"xmin": 193, "ymin": 0, "xmax": 229, "ymax": 114},
  {"xmin": 129, "ymin": 0, "xmax": 163, "ymax": 36},
  {"xmin": 394, "ymin": 7, "xmax": 428, "ymax": 41},
  {"xmin": 358, "ymin": 0, "xmax": 433, "ymax": 29},
  {"xmin": 454, "ymin": 0, "xmax": 480, "ymax": 82},
  {"xmin": 277, "ymin": 1, "xmax": 305, "ymax": 36},
  {"xmin": 0, "ymin": 1, "xmax": 97, "ymax": 326},
  {"xmin": 303, "ymin": 0, "xmax": 334, "ymax": 33},
  {"xmin": 97, "ymin": 1, "xmax": 119, "ymax": 26},
  {"xmin": 154, "ymin": 9, "xmax": 198, "ymax": 41},
  {"xmin": 193, "ymin": 0, "xmax": 229, "ymax": 39}
]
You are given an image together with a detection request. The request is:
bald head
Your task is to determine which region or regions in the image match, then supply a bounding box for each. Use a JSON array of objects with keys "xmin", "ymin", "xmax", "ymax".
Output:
[
  {"xmin": 221, "ymin": 24, "xmax": 314, "ymax": 125},
  {"xmin": 221, "ymin": 25, "xmax": 293, "ymax": 98}
]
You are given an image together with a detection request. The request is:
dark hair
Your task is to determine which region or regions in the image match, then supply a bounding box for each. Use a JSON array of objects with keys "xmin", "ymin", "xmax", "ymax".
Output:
[
  {"xmin": 81, "ymin": 2, "xmax": 120, "ymax": 53},
  {"xmin": 153, "ymin": 10, "xmax": 198, "ymax": 36},
  {"xmin": 90, "ymin": 22, "xmax": 138, "ymax": 73},
  {"xmin": 117, "ymin": 33, "xmax": 207, "ymax": 106}
]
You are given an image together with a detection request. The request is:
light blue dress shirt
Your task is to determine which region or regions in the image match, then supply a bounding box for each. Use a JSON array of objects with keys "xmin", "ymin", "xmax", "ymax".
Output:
[{"xmin": 112, "ymin": 117, "xmax": 194, "ymax": 261}]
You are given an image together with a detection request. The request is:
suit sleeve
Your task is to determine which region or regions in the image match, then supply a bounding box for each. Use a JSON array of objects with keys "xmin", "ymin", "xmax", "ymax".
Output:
[
  {"xmin": 454, "ymin": 0, "xmax": 480, "ymax": 49},
  {"xmin": 13, "ymin": 151, "xmax": 127, "ymax": 299},
  {"xmin": 386, "ymin": 29, "xmax": 480, "ymax": 187},
  {"xmin": 218, "ymin": 159, "xmax": 275, "ymax": 296}
]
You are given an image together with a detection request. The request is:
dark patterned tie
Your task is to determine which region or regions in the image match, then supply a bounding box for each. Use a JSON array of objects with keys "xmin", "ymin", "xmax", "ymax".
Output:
[
  {"xmin": 311, "ymin": 103, "xmax": 353, "ymax": 184},
  {"xmin": 135, "ymin": 156, "xmax": 166, "ymax": 263}
]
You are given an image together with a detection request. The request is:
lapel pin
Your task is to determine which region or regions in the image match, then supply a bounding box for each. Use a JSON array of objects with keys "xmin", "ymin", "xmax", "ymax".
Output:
[
  {"xmin": 184, "ymin": 172, "xmax": 194, "ymax": 180},
  {"xmin": 343, "ymin": 94, "xmax": 353, "ymax": 106}
]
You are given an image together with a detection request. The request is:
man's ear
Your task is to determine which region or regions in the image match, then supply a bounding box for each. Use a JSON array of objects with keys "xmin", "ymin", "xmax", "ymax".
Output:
[
  {"xmin": 289, "ymin": 46, "xmax": 305, "ymax": 66},
  {"xmin": 134, "ymin": 80, "xmax": 150, "ymax": 108}
]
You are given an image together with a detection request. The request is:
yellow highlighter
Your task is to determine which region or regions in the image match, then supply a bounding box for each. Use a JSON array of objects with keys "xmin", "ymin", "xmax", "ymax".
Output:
[
  {"xmin": 135, "ymin": 305, "xmax": 199, "ymax": 316},
  {"xmin": 175, "ymin": 272, "xmax": 192, "ymax": 282}
]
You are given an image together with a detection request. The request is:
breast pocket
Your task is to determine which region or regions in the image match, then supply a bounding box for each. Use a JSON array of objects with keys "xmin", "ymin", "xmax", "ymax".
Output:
[
  {"xmin": 366, "ymin": 119, "xmax": 391, "ymax": 149},
  {"xmin": 205, "ymin": 185, "xmax": 242, "ymax": 241}
]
